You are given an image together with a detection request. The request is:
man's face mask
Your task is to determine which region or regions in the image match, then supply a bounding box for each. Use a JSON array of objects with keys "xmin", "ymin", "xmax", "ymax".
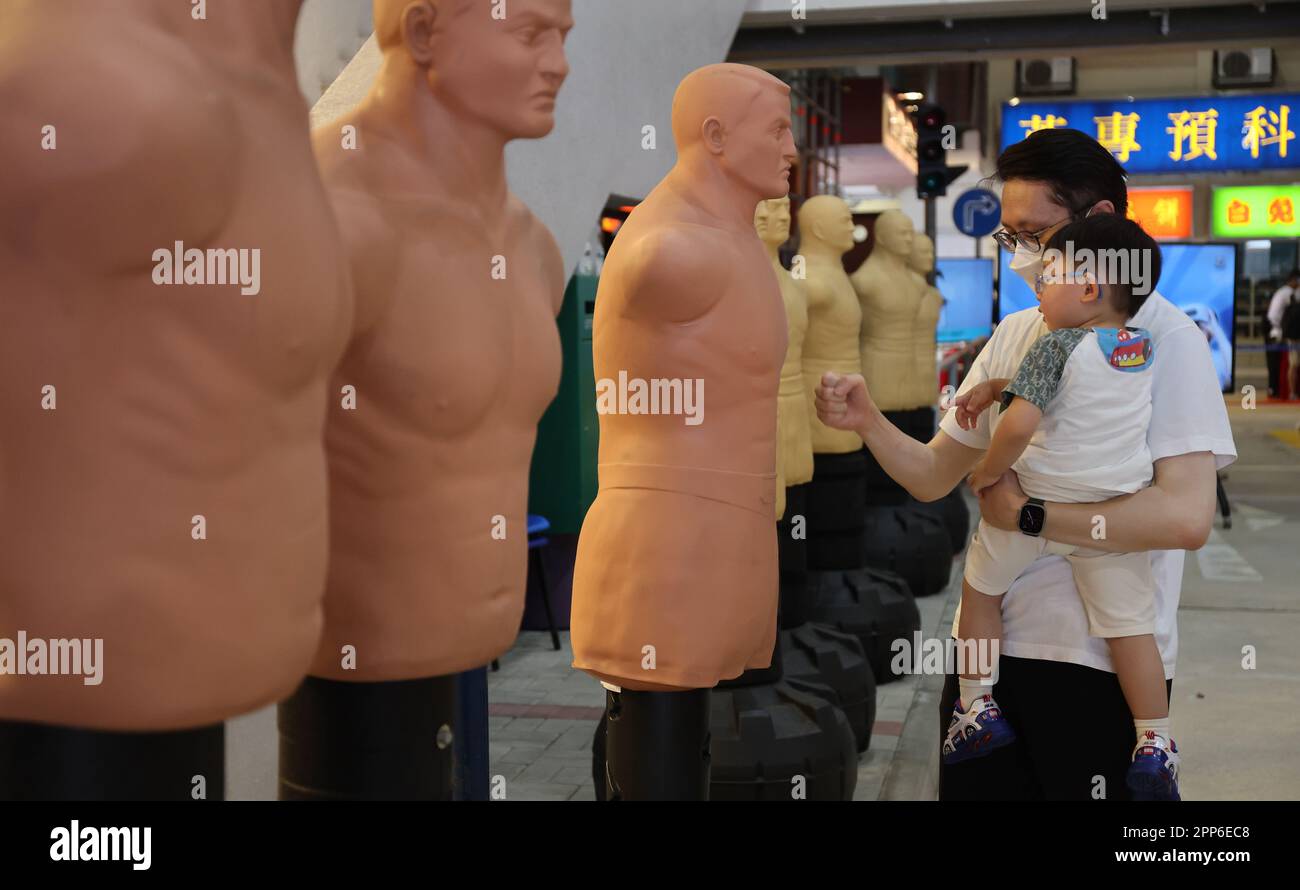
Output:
[{"xmin": 1008, "ymin": 204, "xmax": 1099, "ymax": 289}]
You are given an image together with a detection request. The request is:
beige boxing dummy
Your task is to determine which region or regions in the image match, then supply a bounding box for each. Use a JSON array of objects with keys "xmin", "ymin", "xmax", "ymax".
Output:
[
  {"xmin": 907, "ymin": 233, "xmax": 942, "ymax": 409},
  {"xmin": 279, "ymin": 0, "xmax": 571, "ymax": 799},
  {"xmin": 0, "ymin": 0, "xmax": 349, "ymax": 748},
  {"xmin": 798, "ymin": 196, "xmax": 864, "ymax": 454},
  {"xmin": 755, "ymin": 197, "xmax": 813, "ymax": 521},
  {"xmin": 850, "ymin": 209, "xmax": 925, "ymax": 411},
  {"xmin": 570, "ymin": 64, "xmax": 794, "ymax": 697}
]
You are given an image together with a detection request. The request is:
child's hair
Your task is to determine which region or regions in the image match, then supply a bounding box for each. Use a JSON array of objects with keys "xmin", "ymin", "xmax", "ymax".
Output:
[{"xmin": 1044, "ymin": 214, "xmax": 1162, "ymax": 318}]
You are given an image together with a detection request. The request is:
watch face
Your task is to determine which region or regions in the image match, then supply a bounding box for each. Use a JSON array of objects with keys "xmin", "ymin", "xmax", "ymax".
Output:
[{"xmin": 1019, "ymin": 502, "xmax": 1046, "ymax": 536}]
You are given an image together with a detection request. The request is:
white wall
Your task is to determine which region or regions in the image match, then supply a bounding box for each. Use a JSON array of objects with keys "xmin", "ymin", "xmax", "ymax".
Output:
[
  {"xmin": 309, "ymin": 0, "xmax": 752, "ymax": 278},
  {"xmin": 293, "ymin": 0, "xmax": 374, "ymax": 106}
]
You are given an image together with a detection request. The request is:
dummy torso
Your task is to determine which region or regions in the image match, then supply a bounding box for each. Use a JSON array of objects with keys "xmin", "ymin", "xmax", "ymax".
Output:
[
  {"xmin": 909, "ymin": 234, "xmax": 942, "ymax": 410},
  {"xmin": 756, "ymin": 198, "xmax": 812, "ymax": 520},
  {"xmin": 0, "ymin": 0, "xmax": 352, "ymax": 729},
  {"xmin": 798, "ymin": 196, "xmax": 864, "ymax": 454},
  {"xmin": 570, "ymin": 64, "xmax": 794, "ymax": 692},
  {"xmin": 852, "ymin": 209, "xmax": 924, "ymax": 412},
  {"xmin": 307, "ymin": 2, "xmax": 567, "ymax": 681}
]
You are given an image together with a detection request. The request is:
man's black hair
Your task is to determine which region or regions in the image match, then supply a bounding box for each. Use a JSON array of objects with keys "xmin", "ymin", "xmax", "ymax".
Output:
[
  {"xmin": 1045, "ymin": 214, "xmax": 1161, "ymax": 318},
  {"xmin": 1288, "ymin": 268, "xmax": 1300, "ymax": 283},
  {"xmin": 996, "ymin": 128, "xmax": 1129, "ymax": 219}
]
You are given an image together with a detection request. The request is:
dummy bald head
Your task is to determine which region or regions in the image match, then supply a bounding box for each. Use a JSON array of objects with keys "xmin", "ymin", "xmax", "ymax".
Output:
[
  {"xmin": 671, "ymin": 64, "xmax": 790, "ymax": 150},
  {"xmin": 374, "ymin": 0, "xmax": 473, "ymax": 51}
]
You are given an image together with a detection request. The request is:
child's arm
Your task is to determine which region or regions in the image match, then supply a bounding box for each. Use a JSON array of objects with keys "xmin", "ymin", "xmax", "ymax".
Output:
[{"xmin": 968, "ymin": 397, "xmax": 1041, "ymax": 494}]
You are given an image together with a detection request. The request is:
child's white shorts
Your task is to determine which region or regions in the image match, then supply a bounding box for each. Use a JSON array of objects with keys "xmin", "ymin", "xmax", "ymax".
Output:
[{"xmin": 964, "ymin": 519, "xmax": 1155, "ymax": 638}]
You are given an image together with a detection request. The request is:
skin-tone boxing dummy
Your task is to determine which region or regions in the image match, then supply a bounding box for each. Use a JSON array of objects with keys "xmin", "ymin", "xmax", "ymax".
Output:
[
  {"xmin": 851, "ymin": 209, "xmax": 926, "ymax": 412},
  {"xmin": 755, "ymin": 196, "xmax": 814, "ymax": 521},
  {"xmin": 0, "ymin": 0, "xmax": 350, "ymax": 801},
  {"xmin": 570, "ymin": 63, "xmax": 795, "ymax": 800},
  {"xmin": 907, "ymin": 233, "xmax": 943, "ymax": 413},
  {"xmin": 278, "ymin": 0, "xmax": 571, "ymax": 801},
  {"xmin": 798, "ymin": 196, "xmax": 865, "ymax": 455}
]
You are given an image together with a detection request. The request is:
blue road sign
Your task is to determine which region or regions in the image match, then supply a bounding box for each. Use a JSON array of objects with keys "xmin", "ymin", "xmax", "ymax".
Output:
[{"xmin": 953, "ymin": 188, "xmax": 1002, "ymax": 238}]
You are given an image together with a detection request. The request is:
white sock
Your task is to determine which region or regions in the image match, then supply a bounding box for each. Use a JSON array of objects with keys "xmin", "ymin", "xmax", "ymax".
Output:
[
  {"xmin": 1134, "ymin": 716, "xmax": 1171, "ymax": 746},
  {"xmin": 958, "ymin": 678, "xmax": 988, "ymax": 711}
]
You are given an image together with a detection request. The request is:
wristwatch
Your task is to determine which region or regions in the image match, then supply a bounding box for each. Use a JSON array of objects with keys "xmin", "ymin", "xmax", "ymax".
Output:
[{"xmin": 1018, "ymin": 497, "xmax": 1046, "ymax": 537}]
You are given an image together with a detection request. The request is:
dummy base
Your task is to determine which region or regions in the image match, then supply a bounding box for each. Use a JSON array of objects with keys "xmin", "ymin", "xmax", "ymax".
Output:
[
  {"xmin": 0, "ymin": 719, "xmax": 224, "ymax": 801},
  {"xmin": 600, "ymin": 687, "xmax": 711, "ymax": 801},
  {"xmin": 278, "ymin": 674, "xmax": 457, "ymax": 801}
]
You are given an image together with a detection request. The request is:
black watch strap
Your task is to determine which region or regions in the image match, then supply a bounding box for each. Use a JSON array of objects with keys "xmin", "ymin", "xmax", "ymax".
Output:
[{"xmin": 1019, "ymin": 497, "xmax": 1047, "ymax": 537}]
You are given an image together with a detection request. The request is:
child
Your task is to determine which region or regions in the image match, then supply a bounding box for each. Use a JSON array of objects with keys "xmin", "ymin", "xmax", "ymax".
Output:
[{"xmin": 946, "ymin": 214, "xmax": 1179, "ymax": 800}]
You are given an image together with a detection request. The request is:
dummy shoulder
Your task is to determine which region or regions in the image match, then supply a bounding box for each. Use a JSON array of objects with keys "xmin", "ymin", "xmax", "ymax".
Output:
[{"xmin": 622, "ymin": 224, "xmax": 730, "ymax": 321}]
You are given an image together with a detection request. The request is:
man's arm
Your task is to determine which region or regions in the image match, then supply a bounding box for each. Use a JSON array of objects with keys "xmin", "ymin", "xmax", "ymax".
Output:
[
  {"xmin": 978, "ymin": 451, "xmax": 1217, "ymax": 552},
  {"xmin": 858, "ymin": 405, "xmax": 985, "ymax": 502}
]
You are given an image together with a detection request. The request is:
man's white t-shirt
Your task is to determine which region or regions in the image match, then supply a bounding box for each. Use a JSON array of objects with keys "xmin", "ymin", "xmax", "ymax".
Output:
[{"xmin": 941, "ymin": 293, "xmax": 1237, "ymax": 678}]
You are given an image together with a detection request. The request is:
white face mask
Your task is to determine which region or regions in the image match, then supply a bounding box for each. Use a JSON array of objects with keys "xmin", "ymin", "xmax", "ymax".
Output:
[{"xmin": 1009, "ymin": 241, "xmax": 1044, "ymax": 289}]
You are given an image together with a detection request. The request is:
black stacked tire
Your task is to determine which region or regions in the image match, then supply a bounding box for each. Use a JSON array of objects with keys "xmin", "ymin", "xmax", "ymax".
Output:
[
  {"xmin": 709, "ymin": 680, "xmax": 858, "ymax": 801},
  {"xmin": 862, "ymin": 504, "xmax": 954, "ymax": 597},
  {"xmin": 780, "ymin": 622, "xmax": 876, "ymax": 752},
  {"xmin": 805, "ymin": 451, "xmax": 867, "ymax": 569},
  {"xmin": 805, "ymin": 567, "xmax": 921, "ymax": 684}
]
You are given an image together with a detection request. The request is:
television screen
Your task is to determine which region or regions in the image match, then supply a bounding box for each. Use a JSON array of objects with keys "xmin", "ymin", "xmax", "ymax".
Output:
[
  {"xmin": 998, "ymin": 243, "xmax": 1236, "ymax": 391},
  {"xmin": 935, "ymin": 258, "xmax": 994, "ymax": 343}
]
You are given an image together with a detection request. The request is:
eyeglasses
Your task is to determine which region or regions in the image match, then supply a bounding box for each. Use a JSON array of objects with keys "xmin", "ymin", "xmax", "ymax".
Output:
[
  {"xmin": 993, "ymin": 216, "xmax": 1073, "ymax": 253},
  {"xmin": 994, "ymin": 203, "xmax": 1105, "ymax": 252}
]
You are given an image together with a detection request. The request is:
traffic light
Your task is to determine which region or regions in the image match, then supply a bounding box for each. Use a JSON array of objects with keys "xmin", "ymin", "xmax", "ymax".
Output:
[{"xmin": 914, "ymin": 104, "xmax": 967, "ymax": 199}]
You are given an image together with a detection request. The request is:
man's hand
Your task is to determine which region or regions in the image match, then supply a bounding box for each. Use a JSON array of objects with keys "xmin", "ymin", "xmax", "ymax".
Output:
[
  {"xmin": 977, "ymin": 469, "xmax": 1028, "ymax": 531},
  {"xmin": 952, "ymin": 378, "xmax": 1010, "ymax": 431},
  {"xmin": 815, "ymin": 372, "xmax": 875, "ymax": 434}
]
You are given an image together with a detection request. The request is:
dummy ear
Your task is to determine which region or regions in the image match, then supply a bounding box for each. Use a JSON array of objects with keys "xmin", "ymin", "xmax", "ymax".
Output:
[
  {"xmin": 402, "ymin": 1, "xmax": 439, "ymax": 66},
  {"xmin": 700, "ymin": 117, "xmax": 726, "ymax": 156}
]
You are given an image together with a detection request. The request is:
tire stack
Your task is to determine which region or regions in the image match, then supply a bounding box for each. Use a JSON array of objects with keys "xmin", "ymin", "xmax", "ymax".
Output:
[
  {"xmin": 777, "ymin": 484, "xmax": 876, "ymax": 753},
  {"xmin": 804, "ymin": 451, "xmax": 922, "ymax": 689},
  {"xmin": 862, "ymin": 408, "xmax": 957, "ymax": 596}
]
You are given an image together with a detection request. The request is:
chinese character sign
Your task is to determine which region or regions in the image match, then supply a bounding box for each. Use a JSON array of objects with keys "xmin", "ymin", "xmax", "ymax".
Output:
[
  {"xmin": 1002, "ymin": 94, "xmax": 1300, "ymax": 173},
  {"xmin": 1126, "ymin": 187, "xmax": 1193, "ymax": 239},
  {"xmin": 1212, "ymin": 186, "xmax": 1300, "ymax": 238}
]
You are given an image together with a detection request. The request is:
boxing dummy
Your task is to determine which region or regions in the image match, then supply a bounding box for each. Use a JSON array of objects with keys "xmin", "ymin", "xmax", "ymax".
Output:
[
  {"xmin": 755, "ymin": 197, "xmax": 813, "ymax": 522},
  {"xmin": 796, "ymin": 196, "xmax": 868, "ymax": 569},
  {"xmin": 0, "ymin": 0, "xmax": 350, "ymax": 801},
  {"xmin": 570, "ymin": 63, "xmax": 795, "ymax": 800},
  {"xmin": 278, "ymin": 0, "xmax": 572, "ymax": 801},
  {"xmin": 850, "ymin": 209, "xmax": 923, "ymax": 413},
  {"xmin": 907, "ymin": 233, "xmax": 942, "ymax": 425}
]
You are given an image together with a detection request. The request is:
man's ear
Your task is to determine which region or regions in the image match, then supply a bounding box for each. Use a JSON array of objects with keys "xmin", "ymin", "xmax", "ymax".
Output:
[
  {"xmin": 402, "ymin": 1, "xmax": 439, "ymax": 66},
  {"xmin": 700, "ymin": 117, "xmax": 726, "ymax": 156},
  {"xmin": 1090, "ymin": 199, "xmax": 1117, "ymax": 216}
]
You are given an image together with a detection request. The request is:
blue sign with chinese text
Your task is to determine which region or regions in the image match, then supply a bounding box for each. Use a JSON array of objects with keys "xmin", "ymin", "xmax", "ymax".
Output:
[{"xmin": 1000, "ymin": 94, "xmax": 1300, "ymax": 174}]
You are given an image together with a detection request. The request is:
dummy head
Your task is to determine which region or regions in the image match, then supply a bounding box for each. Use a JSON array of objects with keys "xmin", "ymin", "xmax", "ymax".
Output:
[
  {"xmin": 754, "ymin": 197, "xmax": 792, "ymax": 248},
  {"xmin": 908, "ymin": 233, "xmax": 935, "ymax": 276},
  {"xmin": 797, "ymin": 195, "xmax": 856, "ymax": 256},
  {"xmin": 373, "ymin": 0, "xmax": 573, "ymax": 139},
  {"xmin": 872, "ymin": 209, "xmax": 915, "ymax": 259},
  {"xmin": 672, "ymin": 63, "xmax": 795, "ymax": 201}
]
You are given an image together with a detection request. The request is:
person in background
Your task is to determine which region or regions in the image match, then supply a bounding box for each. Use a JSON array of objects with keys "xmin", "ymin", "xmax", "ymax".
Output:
[{"xmin": 1266, "ymin": 268, "xmax": 1299, "ymax": 399}]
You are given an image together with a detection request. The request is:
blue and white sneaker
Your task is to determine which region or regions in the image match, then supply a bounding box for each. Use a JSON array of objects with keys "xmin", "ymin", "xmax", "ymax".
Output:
[
  {"xmin": 1127, "ymin": 732, "xmax": 1181, "ymax": 801},
  {"xmin": 942, "ymin": 694, "xmax": 1016, "ymax": 765}
]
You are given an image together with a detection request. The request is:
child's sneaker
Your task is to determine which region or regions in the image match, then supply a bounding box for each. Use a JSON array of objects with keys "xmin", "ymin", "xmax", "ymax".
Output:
[
  {"xmin": 1126, "ymin": 731, "xmax": 1181, "ymax": 801},
  {"xmin": 942, "ymin": 694, "xmax": 1016, "ymax": 765}
]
